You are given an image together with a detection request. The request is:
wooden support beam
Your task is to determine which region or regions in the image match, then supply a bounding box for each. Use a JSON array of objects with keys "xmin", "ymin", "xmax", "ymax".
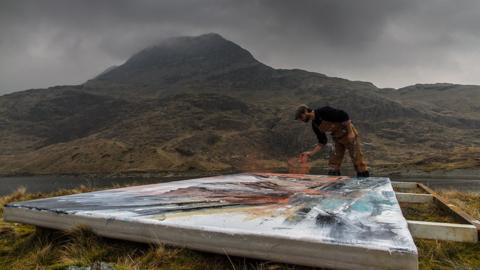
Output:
[
  {"xmin": 391, "ymin": 181, "xmax": 418, "ymax": 189},
  {"xmin": 408, "ymin": 220, "xmax": 478, "ymax": 243},
  {"xmin": 395, "ymin": 192, "xmax": 433, "ymax": 203}
]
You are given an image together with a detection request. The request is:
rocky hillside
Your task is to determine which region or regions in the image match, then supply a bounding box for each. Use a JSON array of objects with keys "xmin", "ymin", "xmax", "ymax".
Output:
[{"xmin": 0, "ymin": 33, "xmax": 478, "ymax": 176}]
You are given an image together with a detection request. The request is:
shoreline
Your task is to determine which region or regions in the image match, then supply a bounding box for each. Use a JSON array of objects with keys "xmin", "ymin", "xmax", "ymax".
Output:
[{"xmin": 1, "ymin": 168, "xmax": 479, "ymax": 181}]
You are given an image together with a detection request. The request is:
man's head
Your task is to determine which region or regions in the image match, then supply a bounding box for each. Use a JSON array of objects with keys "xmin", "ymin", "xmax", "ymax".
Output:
[{"xmin": 295, "ymin": 104, "xmax": 314, "ymax": 123}]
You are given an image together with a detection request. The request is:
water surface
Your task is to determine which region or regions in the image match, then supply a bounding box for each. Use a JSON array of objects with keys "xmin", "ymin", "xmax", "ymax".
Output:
[{"xmin": 0, "ymin": 174, "xmax": 478, "ymax": 196}]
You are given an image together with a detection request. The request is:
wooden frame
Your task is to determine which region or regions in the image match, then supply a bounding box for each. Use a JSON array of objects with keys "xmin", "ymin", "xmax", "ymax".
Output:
[{"xmin": 392, "ymin": 181, "xmax": 480, "ymax": 243}]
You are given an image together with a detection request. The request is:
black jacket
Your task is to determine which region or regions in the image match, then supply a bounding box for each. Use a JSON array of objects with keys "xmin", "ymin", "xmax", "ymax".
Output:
[{"xmin": 312, "ymin": 106, "xmax": 350, "ymax": 145}]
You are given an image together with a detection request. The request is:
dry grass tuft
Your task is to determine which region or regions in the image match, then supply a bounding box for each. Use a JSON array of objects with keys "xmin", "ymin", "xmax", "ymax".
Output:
[
  {"xmin": 399, "ymin": 202, "xmax": 467, "ymax": 224},
  {"xmin": 414, "ymin": 190, "xmax": 480, "ymax": 270},
  {"xmin": 438, "ymin": 190, "xmax": 480, "ymax": 219},
  {"xmin": 416, "ymin": 239, "xmax": 480, "ymax": 270}
]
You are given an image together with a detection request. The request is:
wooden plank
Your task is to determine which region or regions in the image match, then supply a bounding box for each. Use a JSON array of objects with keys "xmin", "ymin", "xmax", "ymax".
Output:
[
  {"xmin": 408, "ymin": 220, "xmax": 478, "ymax": 243},
  {"xmin": 391, "ymin": 182, "xmax": 418, "ymax": 189},
  {"xmin": 395, "ymin": 192, "xmax": 433, "ymax": 203}
]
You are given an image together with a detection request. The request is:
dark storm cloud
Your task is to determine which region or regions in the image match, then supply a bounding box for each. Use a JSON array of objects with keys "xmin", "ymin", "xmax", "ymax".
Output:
[{"xmin": 1, "ymin": 0, "xmax": 480, "ymax": 94}]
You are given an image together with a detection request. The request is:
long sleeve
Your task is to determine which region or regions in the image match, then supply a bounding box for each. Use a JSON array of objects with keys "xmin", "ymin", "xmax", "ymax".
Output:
[{"xmin": 312, "ymin": 123, "xmax": 328, "ymax": 145}]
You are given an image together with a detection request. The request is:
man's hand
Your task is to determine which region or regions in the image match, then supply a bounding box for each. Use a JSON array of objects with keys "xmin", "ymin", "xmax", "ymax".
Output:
[
  {"xmin": 300, "ymin": 151, "xmax": 312, "ymax": 158},
  {"xmin": 299, "ymin": 151, "xmax": 312, "ymax": 163},
  {"xmin": 299, "ymin": 144, "xmax": 323, "ymax": 160}
]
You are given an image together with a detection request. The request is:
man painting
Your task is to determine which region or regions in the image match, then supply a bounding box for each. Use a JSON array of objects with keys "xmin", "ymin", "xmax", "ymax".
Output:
[{"xmin": 295, "ymin": 104, "xmax": 370, "ymax": 177}]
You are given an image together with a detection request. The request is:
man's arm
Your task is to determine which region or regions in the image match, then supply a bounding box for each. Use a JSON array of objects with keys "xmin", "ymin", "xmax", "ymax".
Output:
[
  {"xmin": 301, "ymin": 143, "xmax": 323, "ymax": 158},
  {"xmin": 301, "ymin": 124, "xmax": 326, "ymax": 158}
]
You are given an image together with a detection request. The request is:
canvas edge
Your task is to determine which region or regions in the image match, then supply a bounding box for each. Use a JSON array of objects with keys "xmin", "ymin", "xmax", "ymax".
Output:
[{"xmin": 4, "ymin": 206, "xmax": 418, "ymax": 270}]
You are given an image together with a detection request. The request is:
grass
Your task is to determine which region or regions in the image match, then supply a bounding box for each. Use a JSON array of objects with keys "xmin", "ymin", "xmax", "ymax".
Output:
[
  {"xmin": 438, "ymin": 190, "xmax": 480, "ymax": 220},
  {"xmin": 0, "ymin": 186, "xmax": 479, "ymax": 270},
  {"xmin": 399, "ymin": 202, "xmax": 467, "ymax": 224},
  {"xmin": 415, "ymin": 239, "xmax": 480, "ymax": 270},
  {"xmin": 414, "ymin": 189, "xmax": 480, "ymax": 270}
]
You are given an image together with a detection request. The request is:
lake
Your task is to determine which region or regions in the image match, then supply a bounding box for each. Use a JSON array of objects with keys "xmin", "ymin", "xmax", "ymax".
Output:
[{"xmin": 0, "ymin": 174, "xmax": 479, "ymax": 196}]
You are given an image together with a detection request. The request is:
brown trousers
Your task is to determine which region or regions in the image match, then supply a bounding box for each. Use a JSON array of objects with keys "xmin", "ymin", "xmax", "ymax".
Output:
[{"xmin": 328, "ymin": 126, "xmax": 368, "ymax": 172}]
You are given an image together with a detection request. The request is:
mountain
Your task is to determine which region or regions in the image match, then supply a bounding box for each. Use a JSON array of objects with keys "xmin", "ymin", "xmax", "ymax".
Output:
[
  {"xmin": 94, "ymin": 33, "xmax": 266, "ymax": 84},
  {"xmin": 0, "ymin": 33, "xmax": 478, "ymax": 176},
  {"xmin": 83, "ymin": 33, "xmax": 276, "ymax": 98}
]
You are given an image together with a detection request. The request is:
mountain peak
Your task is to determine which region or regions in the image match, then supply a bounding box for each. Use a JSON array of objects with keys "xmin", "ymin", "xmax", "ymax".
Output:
[
  {"xmin": 147, "ymin": 33, "xmax": 234, "ymax": 53},
  {"xmin": 91, "ymin": 33, "xmax": 265, "ymax": 86},
  {"xmin": 164, "ymin": 33, "xmax": 225, "ymax": 44}
]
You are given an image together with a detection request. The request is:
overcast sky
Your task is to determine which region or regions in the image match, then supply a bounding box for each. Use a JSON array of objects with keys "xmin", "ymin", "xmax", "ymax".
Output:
[{"xmin": 1, "ymin": 0, "xmax": 480, "ymax": 95}]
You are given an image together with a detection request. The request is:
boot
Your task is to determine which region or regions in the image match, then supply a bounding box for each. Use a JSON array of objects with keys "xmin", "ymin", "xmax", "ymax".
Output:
[
  {"xmin": 327, "ymin": 170, "xmax": 341, "ymax": 176},
  {"xmin": 356, "ymin": 171, "xmax": 370, "ymax": 177}
]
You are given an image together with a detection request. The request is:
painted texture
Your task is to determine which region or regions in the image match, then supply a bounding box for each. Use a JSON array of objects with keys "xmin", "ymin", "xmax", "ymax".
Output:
[{"xmin": 6, "ymin": 173, "xmax": 417, "ymax": 254}]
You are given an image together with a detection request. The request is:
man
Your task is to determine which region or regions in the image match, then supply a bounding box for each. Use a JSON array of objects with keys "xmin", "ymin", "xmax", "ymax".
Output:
[{"xmin": 295, "ymin": 104, "xmax": 370, "ymax": 177}]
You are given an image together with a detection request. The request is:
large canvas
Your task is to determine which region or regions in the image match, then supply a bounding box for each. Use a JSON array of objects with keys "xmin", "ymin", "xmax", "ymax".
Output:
[{"xmin": 5, "ymin": 173, "xmax": 418, "ymax": 269}]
